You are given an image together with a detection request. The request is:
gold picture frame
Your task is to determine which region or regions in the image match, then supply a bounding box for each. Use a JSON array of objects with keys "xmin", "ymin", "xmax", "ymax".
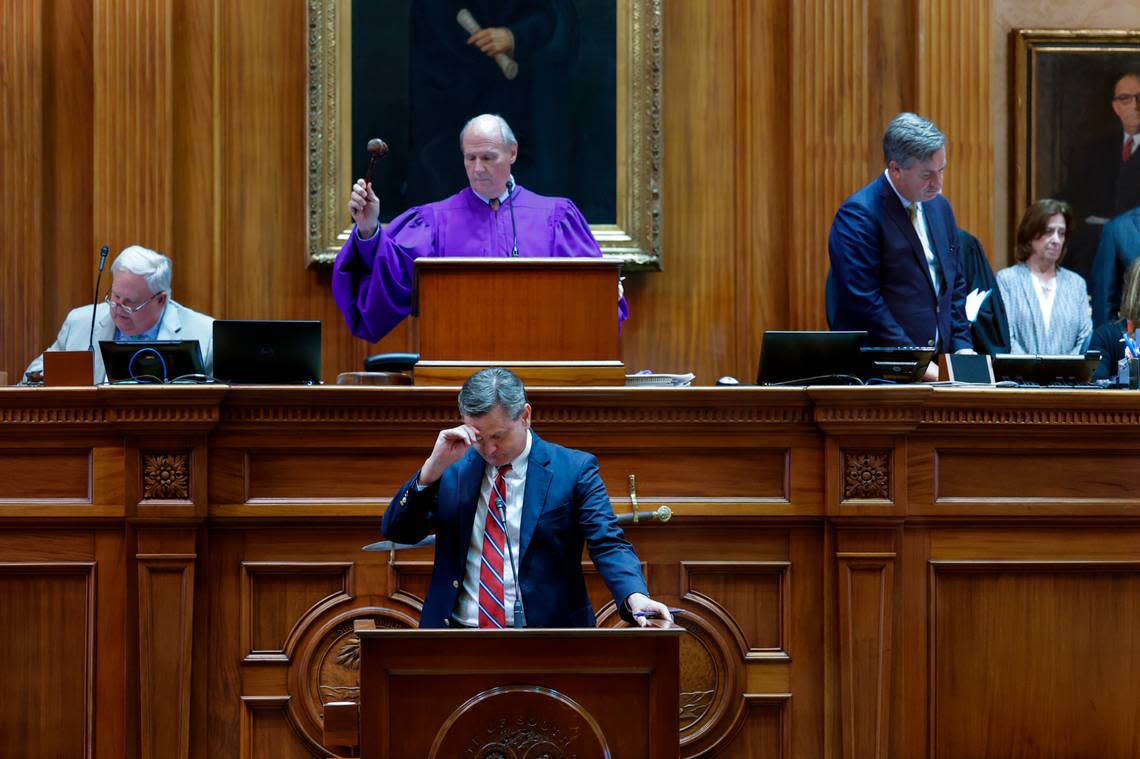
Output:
[{"xmin": 305, "ymin": 0, "xmax": 663, "ymax": 270}]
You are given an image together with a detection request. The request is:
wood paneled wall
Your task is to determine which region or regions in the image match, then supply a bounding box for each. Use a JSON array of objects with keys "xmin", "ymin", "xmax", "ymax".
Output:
[{"xmin": 2, "ymin": 1, "xmax": 1136, "ymax": 385}]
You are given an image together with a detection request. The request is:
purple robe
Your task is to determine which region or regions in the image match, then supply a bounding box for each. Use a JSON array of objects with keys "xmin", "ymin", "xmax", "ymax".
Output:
[{"xmin": 333, "ymin": 185, "xmax": 627, "ymax": 342}]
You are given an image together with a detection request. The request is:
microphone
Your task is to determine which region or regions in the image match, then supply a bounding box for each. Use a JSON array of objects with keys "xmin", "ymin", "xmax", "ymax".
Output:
[
  {"xmin": 497, "ymin": 495, "xmax": 525, "ymax": 628},
  {"xmin": 506, "ymin": 177, "xmax": 519, "ymax": 257},
  {"xmin": 88, "ymin": 245, "xmax": 110, "ymax": 351}
]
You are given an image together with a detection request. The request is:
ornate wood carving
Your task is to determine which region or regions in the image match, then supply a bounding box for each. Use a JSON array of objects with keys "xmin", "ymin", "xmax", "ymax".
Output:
[
  {"xmin": 843, "ymin": 450, "xmax": 891, "ymax": 501},
  {"xmin": 142, "ymin": 452, "xmax": 190, "ymax": 500},
  {"xmin": 430, "ymin": 686, "xmax": 609, "ymax": 759}
]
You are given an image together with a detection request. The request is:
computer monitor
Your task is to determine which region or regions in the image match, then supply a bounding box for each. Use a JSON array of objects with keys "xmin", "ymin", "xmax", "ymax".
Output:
[
  {"xmin": 99, "ymin": 340, "xmax": 206, "ymax": 383},
  {"xmin": 991, "ymin": 352, "xmax": 1101, "ymax": 385},
  {"xmin": 212, "ymin": 320, "xmax": 322, "ymax": 384},
  {"xmin": 756, "ymin": 331, "xmax": 867, "ymax": 385}
]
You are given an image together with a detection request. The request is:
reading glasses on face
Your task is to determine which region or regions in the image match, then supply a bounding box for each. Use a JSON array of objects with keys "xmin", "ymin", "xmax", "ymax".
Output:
[
  {"xmin": 1114, "ymin": 93, "xmax": 1140, "ymax": 106},
  {"xmin": 104, "ymin": 289, "xmax": 163, "ymax": 314}
]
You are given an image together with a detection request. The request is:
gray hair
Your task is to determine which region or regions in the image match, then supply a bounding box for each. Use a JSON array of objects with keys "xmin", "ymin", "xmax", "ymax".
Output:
[
  {"xmin": 882, "ymin": 112, "xmax": 945, "ymax": 169},
  {"xmin": 459, "ymin": 114, "xmax": 518, "ymax": 151},
  {"xmin": 458, "ymin": 367, "xmax": 527, "ymax": 420},
  {"xmin": 110, "ymin": 245, "xmax": 172, "ymax": 296}
]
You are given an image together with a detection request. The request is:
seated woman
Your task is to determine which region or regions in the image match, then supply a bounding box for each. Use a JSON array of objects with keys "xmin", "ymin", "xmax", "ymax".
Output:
[
  {"xmin": 996, "ymin": 199, "xmax": 1091, "ymax": 355},
  {"xmin": 1090, "ymin": 259, "xmax": 1140, "ymax": 381}
]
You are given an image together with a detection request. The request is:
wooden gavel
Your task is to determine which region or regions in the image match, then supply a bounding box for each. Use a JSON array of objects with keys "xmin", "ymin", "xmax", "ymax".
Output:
[{"xmin": 363, "ymin": 138, "xmax": 389, "ymax": 186}]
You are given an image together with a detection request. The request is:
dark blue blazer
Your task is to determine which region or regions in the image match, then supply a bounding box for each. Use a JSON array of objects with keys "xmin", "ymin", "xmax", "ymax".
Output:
[
  {"xmin": 381, "ymin": 433, "xmax": 646, "ymax": 628},
  {"xmin": 828, "ymin": 174, "xmax": 971, "ymax": 352},
  {"xmin": 1089, "ymin": 208, "xmax": 1140, "ymax": 327}
]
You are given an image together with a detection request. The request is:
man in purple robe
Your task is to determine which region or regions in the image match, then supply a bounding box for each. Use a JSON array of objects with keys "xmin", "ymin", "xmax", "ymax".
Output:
[{"xmin": 333, "ymin": 113, "xmax": 626, "ymax": 342}]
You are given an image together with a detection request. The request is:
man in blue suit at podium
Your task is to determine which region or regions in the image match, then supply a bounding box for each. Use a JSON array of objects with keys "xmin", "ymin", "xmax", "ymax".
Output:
[
  {"xmin": 829, "ymin": 112, "xmax": 973, "ymax": 362},
  {"xmin": 382, "ymin": 367, "xmax": 672, "ymax": 629}
]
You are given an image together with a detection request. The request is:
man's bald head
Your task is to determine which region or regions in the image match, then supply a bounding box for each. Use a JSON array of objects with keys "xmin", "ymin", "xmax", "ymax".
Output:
[
  {"xmin": 459, "ymin": 114, "xmax": 518, "ymax": 150},
  {"xmin": 460, "ymin": 114, "xmax": 518, "ymax": 198}
]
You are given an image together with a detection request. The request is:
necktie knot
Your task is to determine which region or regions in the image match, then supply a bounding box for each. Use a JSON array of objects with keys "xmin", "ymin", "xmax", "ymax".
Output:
[
  {"xmin": 906, "ymin": 203, "xmax": 918, "ymax": 223},
  {"xmin": 489, "ymin": 198, "xmax": 501, "ymax": 211}
]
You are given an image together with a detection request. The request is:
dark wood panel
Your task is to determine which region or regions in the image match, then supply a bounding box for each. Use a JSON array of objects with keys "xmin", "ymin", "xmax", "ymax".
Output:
[
  {"xmin": 718, "ymin": 700, "xmax": 785, "ymax": 759},
  {"xmin": 245, "ymin": 450, "xmax": 417, "ymax": 501},
  {"xmin": 0, "ymin": 565, "xmax": 93, "ymax": 757},
  {"xmin": 932, "ymin": 565, "xmax": 1140, "ymax": 757},
  {"xmin": 686, "ymin": 563, "xmax": 788, "ymax": 653},
  {"xmin": 243, "ymin": 563, "xmax": 349, "ymax": 655},
  {"xmin": 245, "ymin": 703, "xmax": 315, "ymax": 759},
  {"xmin": 0, "ymin": 450, "xmax": 91, "ymax": 501},
  {"xmin": 933, "ymin": 448, "xmax": 1140, "ymax": 501},
  {"xmin": 598, "ymin": 448, "xmax": 791, "ymax": 500}
]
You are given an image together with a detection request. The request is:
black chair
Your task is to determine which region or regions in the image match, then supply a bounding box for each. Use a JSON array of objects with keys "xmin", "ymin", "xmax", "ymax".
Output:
[{"xmin": 363, "ymin": 353, "xmax": 419, "ymax": 372}]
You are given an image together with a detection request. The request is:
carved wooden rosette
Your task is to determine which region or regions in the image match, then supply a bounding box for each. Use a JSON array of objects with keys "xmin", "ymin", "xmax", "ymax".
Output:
[
  {"xmin": 842, "ymin": 450, "xmax": 891, "ymax": 501},
  {"xmin": 142, "ymin": 452, "xmax": 191, "ymax": 500}
]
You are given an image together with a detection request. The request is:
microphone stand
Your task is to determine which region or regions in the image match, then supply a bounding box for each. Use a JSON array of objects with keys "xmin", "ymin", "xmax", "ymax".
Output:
[
  {"xmin": 88, "ymin": 245, "xmax": 110, "ymax": 351},
  {"xmin": 497, "ymin": 497, "xmax": 525, "ymax": 628}
]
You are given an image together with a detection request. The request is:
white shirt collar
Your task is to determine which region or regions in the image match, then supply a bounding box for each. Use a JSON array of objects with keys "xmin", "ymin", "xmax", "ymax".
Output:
[
  {"xmin": 883, "ymin": 168, "xmax": 918, "ymax": 213},
  {"xmin": 473, "ymin": 177, "xmax": 514, "ymax": 206}
]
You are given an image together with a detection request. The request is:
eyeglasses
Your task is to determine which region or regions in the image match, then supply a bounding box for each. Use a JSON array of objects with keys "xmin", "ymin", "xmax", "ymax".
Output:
[
  {"xmin": 104, "ymin": 289, "xmax": 164, "ymax": 315},
  {"xmin": 1113, "ymin": 93, "xmax": 1140, "ymax": 106}
]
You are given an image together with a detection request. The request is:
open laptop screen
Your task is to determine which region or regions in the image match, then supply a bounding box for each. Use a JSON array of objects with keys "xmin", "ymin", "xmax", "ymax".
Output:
[
  {"xmin": 100, "ymin": 340, "xmax": 206, "ymax": 383},
  {"xmin": 212, "ymin": 320, "xmax": 322, "ymax": 384},
  {"xmin": 757, "ymin": 331, "xmax": 867, "ymax": 385}
]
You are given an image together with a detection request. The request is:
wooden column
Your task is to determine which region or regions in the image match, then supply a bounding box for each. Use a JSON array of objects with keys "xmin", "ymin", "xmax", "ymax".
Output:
[
  {"xmin": 137, "ymin": 527, "xmax": 197, "ymax": 759},
  {"xmin": 835, "ymin": 527, "xmax": 898, "ymax": 759}
]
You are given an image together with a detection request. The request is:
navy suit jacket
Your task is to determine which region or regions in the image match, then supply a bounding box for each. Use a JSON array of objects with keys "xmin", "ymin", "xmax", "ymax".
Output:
[
  {"xmin": 1089, "ymin": 208, "xmax": 1140, "ymax": 326},
  {"xmin": 829, "ymin": 174, "xmax": 971, "ymax": 352},
  {"xmin": 381, "ymin": 432, "xmax": 646, "ymax": 628}
]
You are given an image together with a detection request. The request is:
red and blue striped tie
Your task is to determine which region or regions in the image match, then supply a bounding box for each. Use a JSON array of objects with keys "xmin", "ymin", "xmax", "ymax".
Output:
[{"xmin": 478, "ymin": 464, "xmax": 511, "ymax": 628}]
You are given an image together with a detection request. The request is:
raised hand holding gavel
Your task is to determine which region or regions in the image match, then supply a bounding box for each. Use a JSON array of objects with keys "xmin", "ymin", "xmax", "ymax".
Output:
[{"xmin": 348, "ymin": 138, "xmax": 388, "ymax": 239}]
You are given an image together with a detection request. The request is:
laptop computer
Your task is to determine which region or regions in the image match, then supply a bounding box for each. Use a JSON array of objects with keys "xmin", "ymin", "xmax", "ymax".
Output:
[
  {"xmin": 757, "ymin": 331, "xmax": 868, "ymax": 385},
  {"xmin": 212, "ymin": 320, "xmax": 322, "ymax": 384},
  {"xmin": 100, "ymin": 340, "xmax": 206, "ymax": 383}
]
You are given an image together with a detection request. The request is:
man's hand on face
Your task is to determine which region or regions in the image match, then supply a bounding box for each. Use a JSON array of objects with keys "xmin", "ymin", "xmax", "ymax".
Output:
[{"xmin": 419, "ymin": 424, "xmax": 480, "ymax": 485}]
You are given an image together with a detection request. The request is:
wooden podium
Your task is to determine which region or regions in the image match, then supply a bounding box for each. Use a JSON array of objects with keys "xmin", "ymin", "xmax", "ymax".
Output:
[
  {"xmin": 347, "ymin": 627, "xmax": 681, "ymax": 758},
  {"xmin": 411, "ymin": 258, "xmax": 626, "ymax": 386}
]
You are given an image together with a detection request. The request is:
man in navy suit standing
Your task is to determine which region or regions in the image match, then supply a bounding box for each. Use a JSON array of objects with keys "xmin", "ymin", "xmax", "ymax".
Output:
[
  {"xmin": 382, "ymin": 367, "xmax": 673, "ymax": 629},
  {"xmin": 829, "ymin": 112, "xmax": 973, "ymax": 370}
]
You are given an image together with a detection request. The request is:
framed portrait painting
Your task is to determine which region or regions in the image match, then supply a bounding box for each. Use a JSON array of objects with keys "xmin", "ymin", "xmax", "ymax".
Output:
[
  {"xmin": 1012, "ymin": 30, "xmax": 1140, "ymax": 279},
  {"xmin": 306, "ymin": 0, "xmax": 663, "ymax": 270}
]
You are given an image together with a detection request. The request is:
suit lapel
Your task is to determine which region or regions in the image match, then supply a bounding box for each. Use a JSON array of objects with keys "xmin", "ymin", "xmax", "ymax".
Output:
[
  {"xmin": 93, "ymin": 308, "xmax": 116, "ymax": 382},
  {"xmin": 518, "ymin": 434, "xmax": 553, "ymax": 564},
  {"xmin": 156, "ymin": 301, "xmax": 183, "ymax": 340},
  {"xmin": 879, "ymin": 177, "xmax": 937, "ymax": 294},
  {"xmin": 924, "ymin": 203, "xmax": 952, "ymax": 287}
]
